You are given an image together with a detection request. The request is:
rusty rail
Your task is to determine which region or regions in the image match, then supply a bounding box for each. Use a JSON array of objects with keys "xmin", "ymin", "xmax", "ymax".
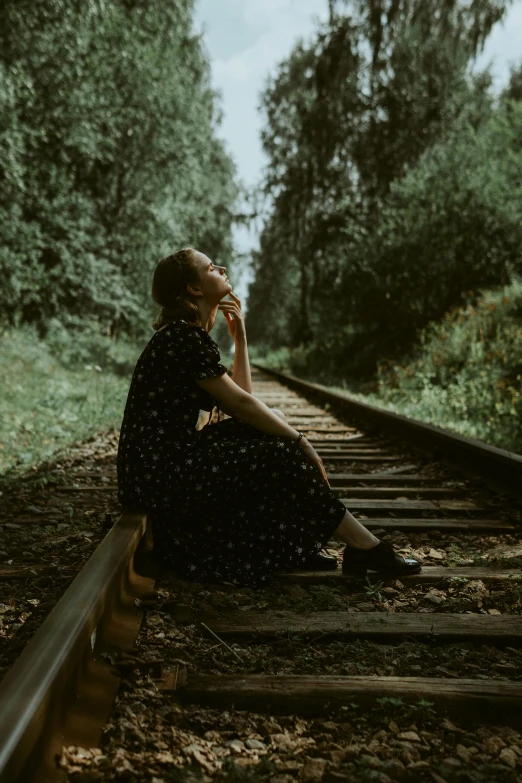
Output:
[
  {"xmin": 0, "ymin": 511, "xmax": 153, "ymax": 783},
  {"xmin": 253, "ymin": 363, "xmax": 522, "ymax": 500}
]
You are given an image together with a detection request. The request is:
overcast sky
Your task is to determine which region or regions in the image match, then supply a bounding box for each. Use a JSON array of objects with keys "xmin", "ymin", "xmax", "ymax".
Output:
[{"xmin": 193, "ymin": 0, "xmax": 522, "ymax": 301}]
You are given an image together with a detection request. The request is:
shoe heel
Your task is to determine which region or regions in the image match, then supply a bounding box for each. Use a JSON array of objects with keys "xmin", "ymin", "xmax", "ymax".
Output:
[{"xmin": 342, "ymin": 564, "xmax": 367, "ymax": 576}]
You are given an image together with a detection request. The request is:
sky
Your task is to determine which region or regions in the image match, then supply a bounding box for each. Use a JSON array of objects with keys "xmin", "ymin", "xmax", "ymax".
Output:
[{"xmin": 193, "ymin": 0, "xmax": 522, "ymax": 302}]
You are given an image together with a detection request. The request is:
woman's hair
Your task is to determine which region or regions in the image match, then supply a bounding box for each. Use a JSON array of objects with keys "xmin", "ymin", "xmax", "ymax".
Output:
[{"xmin": 151, "ymin": 246, "xmax": 202, "ymax": 331}]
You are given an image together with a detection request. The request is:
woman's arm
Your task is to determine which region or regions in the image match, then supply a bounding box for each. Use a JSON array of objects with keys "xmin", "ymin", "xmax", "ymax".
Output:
[
  {"xmin": 231, "ymin": 335, "xmax": 252, "ymax": 394},
  {"xmin": 196, "ymin": 372, "xmax": 329, "ymax": 485},
  {"xmin": 218, "ymin": 292, "xmax": 252, "ymax": 394},
  {"xmin": 198, "ymin": 372, "xmax": 296, "ymax": 437}
]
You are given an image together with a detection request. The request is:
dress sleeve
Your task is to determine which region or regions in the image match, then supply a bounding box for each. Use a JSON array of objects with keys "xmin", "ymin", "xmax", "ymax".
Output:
[{"xmin": 178, "ymin": 325, "xmax": 228, "ymax": 381}]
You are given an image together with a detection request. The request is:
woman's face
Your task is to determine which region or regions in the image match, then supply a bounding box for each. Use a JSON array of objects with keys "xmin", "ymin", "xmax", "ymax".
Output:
[{"xmin": 190, "ymin": 251, "xmax": 232, "ymax": 303}]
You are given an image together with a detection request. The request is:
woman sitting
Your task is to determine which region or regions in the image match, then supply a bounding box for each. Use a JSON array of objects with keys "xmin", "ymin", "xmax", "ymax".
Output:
[{"xmin": 116, "ymin": 247, "xmax": 421, "ymax": 586}]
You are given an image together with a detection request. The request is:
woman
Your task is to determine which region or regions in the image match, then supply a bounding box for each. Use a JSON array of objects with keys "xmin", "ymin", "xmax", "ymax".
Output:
[{"xmin": 117, "ymin": 247, "xmax": 421, "ymax": 586}]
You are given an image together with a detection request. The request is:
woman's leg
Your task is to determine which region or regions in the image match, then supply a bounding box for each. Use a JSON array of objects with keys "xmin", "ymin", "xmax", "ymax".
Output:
[
  {"xmin": 270, "ymin": 409, "xmax": 379, "ymax": 550},
  {"xmin": 334, "ymin": 509, "xmax": 380, "ymax": 549}
]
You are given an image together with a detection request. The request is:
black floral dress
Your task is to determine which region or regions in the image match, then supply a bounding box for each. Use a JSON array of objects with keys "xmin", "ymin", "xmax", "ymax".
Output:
[{"xmin": 117, "ymin": 319, "xmax": 347, "ymax": 586}]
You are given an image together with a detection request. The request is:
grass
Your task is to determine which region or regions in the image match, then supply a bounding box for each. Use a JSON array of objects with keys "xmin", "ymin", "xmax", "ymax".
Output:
[{"xmin": 0, "ymin": 322, "xmax": 137, "ymax": 477}]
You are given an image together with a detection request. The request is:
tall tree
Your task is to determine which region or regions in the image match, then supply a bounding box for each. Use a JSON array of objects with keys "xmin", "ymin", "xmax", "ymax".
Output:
[
  {"xmin": 0, "ymin": 0, "xmax": 239, "ymax": 338},
  {"xmin": 248, "ymin": 0, "xmax": 513, "ymax": 371}
]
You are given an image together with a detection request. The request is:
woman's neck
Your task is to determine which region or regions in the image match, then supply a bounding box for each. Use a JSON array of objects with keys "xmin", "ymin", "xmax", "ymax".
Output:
[{"xmin": 198, "ymin": 302, "xmax": 219, "ymax": 333}]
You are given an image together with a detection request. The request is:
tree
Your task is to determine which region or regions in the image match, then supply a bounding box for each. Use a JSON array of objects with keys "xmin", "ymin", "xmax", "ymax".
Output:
[
  {"xmin": 248, "ymin": 0, "xmax": 514, "ymax": 379},
  {"xmin": 0, "ymin": 0, "xmax": 239, "ymax": 338}
]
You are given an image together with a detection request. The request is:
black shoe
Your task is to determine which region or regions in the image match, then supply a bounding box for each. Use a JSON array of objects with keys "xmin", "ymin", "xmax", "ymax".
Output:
[
  {"xmin": 303, "ymin": 552, "xmax": 338, "ymax": 571},
  {"xmin": 342, "ymin": 539, "xmax": 422, "ymax": 576}
]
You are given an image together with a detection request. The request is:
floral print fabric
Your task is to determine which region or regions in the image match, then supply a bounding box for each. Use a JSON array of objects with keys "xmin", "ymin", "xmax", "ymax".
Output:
[{"xmin": 117, "ymin": 319, "xmax": 346, "ymax": 586}]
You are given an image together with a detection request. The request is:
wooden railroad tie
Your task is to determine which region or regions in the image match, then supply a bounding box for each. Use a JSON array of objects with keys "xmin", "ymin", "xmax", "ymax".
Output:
[
  {"xmin": 339, "ymin": 499, "xmax": 496, "ymax": 515},
  {"xmin": 173, "ymin": 608, "xmax": 522, "ymax": 645},
  {"xmin": 331, "ymin": 487, "xmax": 467, "ymax": 498},
  {"xmin": 341, "ymin": 518, "xmax": 514, "ymax": 531},
  {"xmin": 278, "ymin": 566, "xmax": 521, "ymax": 585},
  {"xmin": 328, "ymin": 474, "xmax": 463, "ymax": 485},
  {"xmin": 164, "ymin": 673, "xmax": 522, "ymax": 726}
]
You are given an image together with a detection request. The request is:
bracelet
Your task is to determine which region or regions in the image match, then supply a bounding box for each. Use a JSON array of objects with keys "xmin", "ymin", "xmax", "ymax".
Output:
[{"xmin": 295, "ymin": 431, "xmax": 305, "ymax": 444}]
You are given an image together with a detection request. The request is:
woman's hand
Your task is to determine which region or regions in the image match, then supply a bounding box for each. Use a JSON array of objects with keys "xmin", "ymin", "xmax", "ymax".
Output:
[
  {"xmin": 298, "ymin": 437, "xmax": 330, "ymax": 487},
  {"xmin": 218, "ymin": 291, "xmax": 246, "ymax": 342}
]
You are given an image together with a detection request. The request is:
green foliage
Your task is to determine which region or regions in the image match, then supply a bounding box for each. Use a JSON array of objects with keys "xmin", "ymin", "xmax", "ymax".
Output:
[
  {"xmin": 364, "ymin": 578, "xmax": 384, "ymax": 598},
  {"xmin": 43, "ymin": 316, "xmax": 144, "ymax": 375},
  {"xmin": 248, "ymin": 344, "xmax": 294, "ymax": 372},
  {"xmin": 376, "ymin": 696, "xmax": 404, "ymax": 711},
  {"xmin": 357, "ymin": 99, "xmax": 522, "ymax": 343},
  {"xmin": 0, "ymin": 1, "xmax": 242, "ymax": 478},
  {"xmin": 0, "ymin": 0, "xmax": 239, "ymax": 341},
  {"xmin": 0, "ymin": 324, "xmax": 135, "ymax": 476},
  {"xmin": 248, "ymin": 0, "xmax": 519, "ymax": 390},
  {"xmin": 254, "ymin": 88, "xmax": 522, "ymax": 392},
  {"xmin": 309, "ymin": 280, "xmax": 522, "ymax": 453},
  {"xmin": 373, "ymin": 280, "xmax": 522, "ymax": 451}
]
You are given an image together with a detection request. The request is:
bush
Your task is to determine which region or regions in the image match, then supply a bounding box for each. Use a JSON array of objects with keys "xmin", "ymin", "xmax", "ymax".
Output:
[
  {"xmin": 44, "ymin": 316, "xmax": 143, "ymax": 376},
  {"xmin": 340, "ymin": 99, "xmax": 522, "ymax": 360},
  {"xmin": 372, "ymin": 280, "xmax": 522, "ymax": 451}
]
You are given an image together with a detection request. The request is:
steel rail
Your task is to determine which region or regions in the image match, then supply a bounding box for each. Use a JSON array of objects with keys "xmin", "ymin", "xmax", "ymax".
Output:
[
  {"xmin": 253, "ymin": 363, "xmax": 522, "ymax": 500},
  {"xmin": 0, "ymin": 511, "xmax": 153, "ymax": 783}
]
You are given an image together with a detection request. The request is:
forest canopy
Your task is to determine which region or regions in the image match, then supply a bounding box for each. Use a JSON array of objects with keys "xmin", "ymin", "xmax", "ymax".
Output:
[
  {"xmin": 246, "ymin": 0, "xmax": 521, "ymax": 381},
  {"xmin": 0, "ymin": 0, "xmax": 239, "ymax": 341}
]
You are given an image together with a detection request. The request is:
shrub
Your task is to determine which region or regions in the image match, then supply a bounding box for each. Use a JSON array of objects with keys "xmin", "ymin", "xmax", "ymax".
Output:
[{"xmin": 373, "ymin": 280, "xmax": 522, "ymax": 451}]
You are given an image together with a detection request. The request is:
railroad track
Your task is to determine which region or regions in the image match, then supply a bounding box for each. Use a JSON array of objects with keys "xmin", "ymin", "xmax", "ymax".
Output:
[{"xmin": 0, "ymin": 366, "xmax": 521, "ymax": 781}]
